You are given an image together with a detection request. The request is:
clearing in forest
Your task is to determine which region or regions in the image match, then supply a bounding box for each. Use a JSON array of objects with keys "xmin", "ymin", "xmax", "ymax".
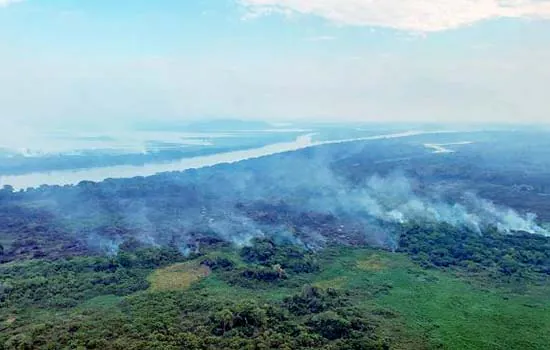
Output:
[
  {"xmin": 148, "ymin": 261, "xmax": 211, "ymax": 292},
  {"xmin": 356, "ymin": 254, "xmax": 388, "ymax": 272}
]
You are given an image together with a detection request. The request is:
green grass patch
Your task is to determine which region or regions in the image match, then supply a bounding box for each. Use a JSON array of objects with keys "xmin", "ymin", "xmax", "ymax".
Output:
[
  {"xmin": 148, "ymin": 261, "xmax": 211, "ymax": 292},
  {"xmin": 313, "ymin": 247, "xmax": 550, "ymax": 350}
]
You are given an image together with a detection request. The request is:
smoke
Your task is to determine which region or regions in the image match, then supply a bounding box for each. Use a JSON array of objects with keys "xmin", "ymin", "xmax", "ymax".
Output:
[
  {"xmin": 119, "ymin": 200, "xmax": 159, "ymax": 247},
  {"xmin": 207, "ymin": 212, "xmax": 266, "ymax": 247},
  {"xmin": 75, "ymin": 168, "xmax": 549, "ymax": 255},
  {"xmin": 463, "ymin": 195, "xmax": 548, "ymax": 235},
  {"xmin": 14, "ymin": 146, "xmax": 548, "ymax": 258},
  {"xmin": 87, "ymin": 233, "xmax": 123, "ymax": 256},
  {"xmin": 327, "ymin": 173, "xmax": 548, "ymax": 237}
]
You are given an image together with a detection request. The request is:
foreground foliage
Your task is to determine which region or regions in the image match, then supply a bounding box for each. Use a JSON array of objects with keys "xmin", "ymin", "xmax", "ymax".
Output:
[{"xmin": 2, "ymin": 237, "xmax": 550, "ymax": 350}]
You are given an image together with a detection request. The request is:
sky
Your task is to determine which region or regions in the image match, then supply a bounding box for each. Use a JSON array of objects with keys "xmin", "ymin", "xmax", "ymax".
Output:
[{"xmin": 1, "ymin": 0, "xmax": 550, "ymax": 129}]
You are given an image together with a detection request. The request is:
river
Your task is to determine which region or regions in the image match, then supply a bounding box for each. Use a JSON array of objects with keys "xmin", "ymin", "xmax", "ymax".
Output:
[{"xmin": 1, "ymin": 130, "xmax": 455, "ymax": 190}]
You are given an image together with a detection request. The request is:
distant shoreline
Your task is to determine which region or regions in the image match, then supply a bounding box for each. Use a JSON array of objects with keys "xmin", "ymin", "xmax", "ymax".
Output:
[{"xmin": 1, "ymin": 130, "xmax": 459, "ymax": 190}]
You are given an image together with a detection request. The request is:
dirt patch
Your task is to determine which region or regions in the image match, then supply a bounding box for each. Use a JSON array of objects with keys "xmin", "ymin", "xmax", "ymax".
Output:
[
  {"xmin": 148, "ymin": 262, "xmax": 211, "ymax": 292},
  {"xmin": 357, "ymin": 255, "xmax": 387, "ymax": 272}
]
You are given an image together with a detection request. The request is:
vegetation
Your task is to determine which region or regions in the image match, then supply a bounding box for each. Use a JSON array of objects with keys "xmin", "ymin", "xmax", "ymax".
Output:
[
  {"xmin": 2, "ymin": 237, "xmax": 550, "ymax": 349},
  {"xmin": 2, "ymin": 133, "xmax": 550, "ymax": 349},
  {"xmin": 398, "ymin": 222, "xmax": 550, "ymax": 280}
]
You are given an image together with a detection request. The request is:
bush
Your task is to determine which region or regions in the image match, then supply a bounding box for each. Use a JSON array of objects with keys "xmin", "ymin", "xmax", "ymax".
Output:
[
  {"xmin": 283, "ymin": 285, "xmax": 349, "ymax": 316},
  {"xmin": 307, "ymin": 311, "xmax": 351, "ymax": 340},
  {"xmin": 240, "ymin": 238, "xmax": 320, "ymax": 274},
  {"xmin": 200, "ymin": 257, "xmax": 235, "ymax": 271}
]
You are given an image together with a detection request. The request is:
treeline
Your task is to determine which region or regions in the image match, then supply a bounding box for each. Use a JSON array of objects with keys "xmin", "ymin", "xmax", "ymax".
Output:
[
  {"xmin": 2, "ymin": 287, "xmax": 390, "ymax": 350},
  {"xmin": 0, "ymin": 246, "xmax": 186, "ymax": 310},
  {"xmin": 398, "ymin": 222, "xmax": 550, "ymax": 278}
]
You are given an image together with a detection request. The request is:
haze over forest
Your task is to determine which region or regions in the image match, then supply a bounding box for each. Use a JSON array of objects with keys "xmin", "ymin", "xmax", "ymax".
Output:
[{"xmin": 1, "ymin": 1, "xmax": 550, "ymax": 350}]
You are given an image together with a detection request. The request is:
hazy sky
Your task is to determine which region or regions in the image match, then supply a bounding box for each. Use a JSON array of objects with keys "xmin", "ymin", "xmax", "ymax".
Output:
[{"xmin": 1, "ymin": 0, "xmax": 549, "ymax": 127}]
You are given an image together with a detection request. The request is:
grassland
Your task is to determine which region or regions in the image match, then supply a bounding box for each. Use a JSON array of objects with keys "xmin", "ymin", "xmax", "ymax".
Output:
[{"xmin": 312, "ymin": 248, "xmax": 550, "ymax": 350}]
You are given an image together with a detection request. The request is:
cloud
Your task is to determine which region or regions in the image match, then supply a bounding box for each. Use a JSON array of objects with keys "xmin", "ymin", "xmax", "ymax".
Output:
[
  {"xmin": 239, "ymin": 0, "xmax": 550, "ymax": 32},
  {"xmin": 0, "ymin": 0, "xmax": 23, "ymax": 7}
]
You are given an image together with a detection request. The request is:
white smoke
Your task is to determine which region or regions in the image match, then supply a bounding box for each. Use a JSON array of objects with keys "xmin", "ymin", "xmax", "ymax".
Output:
[
  {"xmin": 87, "ymin": 234, "xmax": 123, "ymax": 256},
  {"xmin": 207, "ymin": 212, "xmax": 266, "ymax": 247},
  {"xmin": 346, "ymin": 174, "xmax": 548, "ymax": 236}
]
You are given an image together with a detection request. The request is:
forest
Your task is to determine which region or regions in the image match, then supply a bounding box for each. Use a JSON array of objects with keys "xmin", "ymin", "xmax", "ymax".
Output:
[
  {"xmin": 2, "ymin": 233, "xmax": 550, "ymax": 349},
  {"xmin": 2, "ymin": 132, "xmax": 550, "ymax": 349}
]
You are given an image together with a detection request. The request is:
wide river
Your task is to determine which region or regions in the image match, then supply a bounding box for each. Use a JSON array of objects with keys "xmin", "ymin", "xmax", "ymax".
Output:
[{"xmin": 0, "ymin": 130, "xmax": 452, "ymax": 190}]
